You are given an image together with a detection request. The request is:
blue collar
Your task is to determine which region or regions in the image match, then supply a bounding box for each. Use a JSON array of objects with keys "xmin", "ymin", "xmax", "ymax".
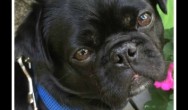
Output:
[{"xmin": 37, "ymin": 84, "xmax": 79, "ymax": 110}]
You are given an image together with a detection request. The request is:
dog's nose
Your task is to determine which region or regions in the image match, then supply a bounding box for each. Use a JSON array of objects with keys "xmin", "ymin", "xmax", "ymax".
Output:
[
  {"xmin": 127, "ymin": 45, "xmax": 137, "ymax": 57},
  {"xmin": 110, "ymin": 43, "xmax": 137, "ymax": 64}
]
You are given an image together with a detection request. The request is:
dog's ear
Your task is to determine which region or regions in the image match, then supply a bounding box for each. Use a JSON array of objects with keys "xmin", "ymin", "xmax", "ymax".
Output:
[
  {"xmin": 15, "ymin": 3, "xmax": 43, "ymax": 59},
  {"xmin": 15, "ymin": 3, "xmax": 49, "ymax": 109},
  {"xmin": 156, "ymin": 0, "xmax": 167, "ymax": 14}
]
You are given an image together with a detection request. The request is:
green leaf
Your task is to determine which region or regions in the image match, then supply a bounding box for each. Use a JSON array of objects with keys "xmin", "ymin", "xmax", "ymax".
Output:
[
  {"xmin": 169, "ymin": 94, "xmax": 173, "ymax": 100},
  {"xmin": 144, "ymin": 101, "xmax": 158, "ymax": 110},
  {"xmin": 157, "ymin": 0, "xmax": 174, "ymax": 29},
  {"xmin": 166, "ymin": 94, "xmax": 174, "ymax": 110},
  {"xmin": 144, "ymin": 100, "xmax": 167, "ymax": 110},
  {"xmin": 166, "ymin": 101, "xmax": 173, "ymax": 110},
  {"xmin": 163, "ymin": 42, "xmax": 173, "ymax": 61},
  {"xmin": 164, "ymin": 28, "xmax": 173, "ymax": 40},
  {"xmin": 144, "ymin": 87, "xmax": 173, "ymax": 110}
]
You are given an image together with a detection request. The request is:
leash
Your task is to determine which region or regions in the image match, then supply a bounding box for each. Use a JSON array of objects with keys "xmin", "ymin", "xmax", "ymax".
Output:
[
  {"xmin": 16, "ymin": 56, "xmax": 38, "ymax": 110},
  {"xmin": 37, "ymin": 84, "xmax": 79, "ymax": 110},
  {"xmin": 16, "ymin": 56, "xmax": 79, "ymax": 110}
]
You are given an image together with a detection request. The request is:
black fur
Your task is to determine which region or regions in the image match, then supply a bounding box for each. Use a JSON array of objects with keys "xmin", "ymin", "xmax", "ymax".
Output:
[{"xmin": 15, "ymin": 0, "xmax": 167, "ymax": 109}]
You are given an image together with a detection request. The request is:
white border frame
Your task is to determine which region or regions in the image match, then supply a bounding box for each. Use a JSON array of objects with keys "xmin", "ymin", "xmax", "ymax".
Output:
[
  {"xmin": 174, "ymin": 0, "xmax": 177, "ymax": 109},
  {"xmin": 12, "ymin": 0, "xmax": 15, "ymax": 110},
  {"xmin": 11, "ymin": 0, "xmax": 176, "ymax": 110}
]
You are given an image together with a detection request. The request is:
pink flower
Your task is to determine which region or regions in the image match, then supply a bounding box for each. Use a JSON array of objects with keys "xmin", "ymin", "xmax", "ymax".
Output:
[{"xmin": 154, "ymin": 63, "xmax": 174, "ymax": 91}]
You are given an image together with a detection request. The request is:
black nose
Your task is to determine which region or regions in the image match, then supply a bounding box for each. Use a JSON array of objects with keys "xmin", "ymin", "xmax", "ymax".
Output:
[{"xmin": 110, "ymin": 43, "xmax": 137, "ymax": 64}]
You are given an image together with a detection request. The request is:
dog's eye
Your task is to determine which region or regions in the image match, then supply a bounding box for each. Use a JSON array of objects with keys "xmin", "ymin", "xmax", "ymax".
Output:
[
  {"xmin": 137, "ymin": 12, "xmax": 152, "ymax": 27},
  {"xmin": 74, "ymin": 49, "xmax": 91, "ymax": 61}
]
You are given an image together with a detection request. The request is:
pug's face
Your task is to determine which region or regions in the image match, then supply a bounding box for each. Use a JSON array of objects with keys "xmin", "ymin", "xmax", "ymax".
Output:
[{"xmin": 43, "ymin": 0, "xmax": 166, "ymax": 108}]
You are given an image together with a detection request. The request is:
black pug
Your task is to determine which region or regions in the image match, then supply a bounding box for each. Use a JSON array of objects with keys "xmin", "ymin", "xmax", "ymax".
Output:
[{"xmin": 15, "ymin": 0, "xmax": 167, "ymax": 110}]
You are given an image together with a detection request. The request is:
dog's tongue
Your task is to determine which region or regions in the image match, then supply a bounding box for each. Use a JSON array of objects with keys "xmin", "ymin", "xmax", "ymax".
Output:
[{"xmin": 154, "ymin": 63, "xmax": 174, "ymax": 91}]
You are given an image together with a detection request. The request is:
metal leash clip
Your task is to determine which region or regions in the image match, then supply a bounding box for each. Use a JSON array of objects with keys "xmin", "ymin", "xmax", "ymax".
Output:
[{"xmin": 17, "ymin": 56, "xmax": 38, "ymax": 110}]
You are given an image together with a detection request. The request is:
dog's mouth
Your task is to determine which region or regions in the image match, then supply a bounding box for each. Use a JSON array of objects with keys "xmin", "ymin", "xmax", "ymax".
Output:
[{"xmin": 129, "ymin": 73, "xmax": 153, "ymax": 96}]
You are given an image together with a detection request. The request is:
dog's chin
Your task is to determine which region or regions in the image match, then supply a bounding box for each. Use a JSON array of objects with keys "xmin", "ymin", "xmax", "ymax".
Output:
[{"xmin": 129, "ymin": 74, "xmax": 153, "ymax": 96}]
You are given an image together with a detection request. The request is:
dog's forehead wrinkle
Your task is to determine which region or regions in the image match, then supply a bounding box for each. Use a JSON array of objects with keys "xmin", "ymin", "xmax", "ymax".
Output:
[{"xmin": 43, "ymin": 0, "xmax": 154, "ymax": 41}]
